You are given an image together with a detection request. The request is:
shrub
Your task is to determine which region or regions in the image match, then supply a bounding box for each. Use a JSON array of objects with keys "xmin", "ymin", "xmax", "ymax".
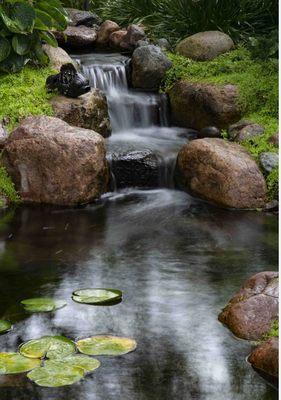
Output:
[{"xmin": 0, "ymin": 0, "xmax": 67, "ymax": 73}]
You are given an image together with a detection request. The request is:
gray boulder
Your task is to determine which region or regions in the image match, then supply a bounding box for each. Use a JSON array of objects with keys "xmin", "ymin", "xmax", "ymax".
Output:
[
  {"xmin": 66, "ymin": 8, "xmax": 102, "ymax": 27},
  {"xmin": 228, "ymin": 120, "xmax": 264, "ymax": 142},
  {"xmin": 55, "ymin": 26, "xmax": 98, "ymax": 48},
  {"xmin": 260, "ymin": 152, "xmax": 279, "ymax": 174},
  {"xmin": 43, "ymin": 44, "xmax": 77, "ymax": 71},
  {"xmin": 132, "ymin": 45, "xmax": 172, "ymax": 91}
]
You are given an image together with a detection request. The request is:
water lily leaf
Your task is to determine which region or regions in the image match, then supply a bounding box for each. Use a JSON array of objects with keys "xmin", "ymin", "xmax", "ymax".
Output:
[
  {"xmin": 77, "ymin": 335, "xmax": 137, "ymax": 356},
  {"xmin": 20, "ymin": 298, "xmax": 66, "ymax": 313},
  {"xmin": 72, "ymin": 289, "xmax": 122, "ymax": 305},
  {"xmin": 0, "ymin": 320, "xmax": 12, "ymax": 334},
  {"xmin": 27, "ymin": 362, "xmax": 84, "ymax": 387},
  {"xmin": 45, "ymin": 355, "xmax": 100, "ymax": 373},
  {"xmin": 19, "ymin": 336, "xmax": 76, "ymax": 360},
  {"xmin": 0, "ymin": 353, "xmax": 41, "ymax": 374}
]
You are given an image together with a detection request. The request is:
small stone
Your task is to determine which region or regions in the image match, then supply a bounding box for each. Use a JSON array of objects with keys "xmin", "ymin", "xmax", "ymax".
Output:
[
  {"xmin": 264, "ymin": 200, "xmax": 279, "ymax": 212},
  {"xmin": 268, "ymin": 133, "xmax": 279, "ymax": 147},
  {"xmin": 228, "ymin": 120, "xmax": 264, "ymax": 142},
  {"xmin": 248, "ymin": 338, "xmax": 278, "ymax": 379},
  {"xmin": 120, "ymin": 24, "xmax": 146, "ymax": 51},
  {"xmin": 259, "ymin": 152, "xmax": 279, "ymax": 174},
  {"xmin": 198, "ymin": 126, "xmax": 221, "ymax": 138},
  {"xmin": 97, "ymin": 20, "xmax": 120, "ymax": 46},
  {"xmin": 155, "ymin": 38, "xmax": 172, "ymax": 51}
]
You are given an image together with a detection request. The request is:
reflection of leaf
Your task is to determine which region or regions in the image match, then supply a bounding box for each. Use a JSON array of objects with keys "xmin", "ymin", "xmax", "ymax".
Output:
[
  {"xmin": 0, "ymin": 320, "xmax": 12, "ymax": 334},
  {"xmin": 19, "ymin": 336, "xmax": 76, "ymax": 360},
  {"xmin": 0, "ymin": 353, "xmax": 41, "ymax": 374},
  {"xmin": 77, "ymin": 335, "xmax": 137, "ymax": 356},
  {"xmin": 72, "ymin": 288, "xmax": 122, "ymax": 305},
  {"xmin": 20, "ymin": 298, "xmax": 66, "ymax": 313}
]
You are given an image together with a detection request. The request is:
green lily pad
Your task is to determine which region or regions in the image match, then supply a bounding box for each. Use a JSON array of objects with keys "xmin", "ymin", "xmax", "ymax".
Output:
[
  {"xmin": 0, "ymin": 320, "xmax": 12, "ymax": 334},
  {"xmin": 20, "ymin": 298, "xmax": 67, "ymax": 313},
  {"xmin": 72, "ymin": 288, "xmax": 122, "ymax": 305},
  {"xmin": 77, "ymin": 335, "xmax": 137, "ymax": 356},
  {"xmin": 45, "ymin": 355, "xmax": 101, "ymax": 373},
  {"xmin": 19, "ymin": 336, "xmax": 76, "ymax": 360},
  {"xmin": 0, "ymin": 353, "xmax": 41, "ymax": 374},
  {"xmin": 27, "ymin": 362, "xmax": 84, "ymax": 387}
]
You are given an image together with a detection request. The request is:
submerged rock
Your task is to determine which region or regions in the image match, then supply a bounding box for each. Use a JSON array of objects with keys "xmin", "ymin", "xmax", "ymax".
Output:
[
  {"xmin": 176, "ymin": 31, "xmax": 234, "ymax": 61},
  {"xmin": 55, "ymin": 25, "xmax": 98, "ymax": 48},
  {"xmin": 2, "ymin": 116, "xmax": 109, "ymax": 206},
  {"xmin": 218, "ymin": 271, "xmax": 278, "ymax": 340},
  {"xmin": 176, "ymin": 138, "xmax": 267, "ymax": 209},
  {"xmin": 50, "ymin": 89, "xmax": 111, "ymax": 138},
  {"xmin": 110, "ymin": 149, "xmax": 161, "ymax": 189},
  {"xmin": 66, "ymin": 8, "xmax": 102, "ymax": 27},
  {"xmin": 169, "ymin": 81, "xmax": 241, "ymax": 130},
  {"xmin": 43, "ymin": 45, "xmax": 77, "ymax": 71},
  {"xmin": 132, "ymin": 45, "xmax": 172, "ymax": 91},
  {"xmin": 228, "ymin": 120, "xmax": 264, "ymax": 142},
  {"xmin": 248, "ymin": 338, "xmax": 278, "ymax": 381}
]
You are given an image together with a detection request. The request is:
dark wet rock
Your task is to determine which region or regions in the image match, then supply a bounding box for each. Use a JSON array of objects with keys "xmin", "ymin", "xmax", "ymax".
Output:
[
  {"xmin": 110, "ymin": 150, "xmax": 161, "ymax": 189},
  {"xmin": 176, "ymin": 31, "xmax": 234, "ymax": 61},
  {"xmin": 259, "ymin": 152, "xmax": 279, "ymax": 174},
  {"xmin": 97, "ymin": 20, "xmax": 120, "ymax": 46},
  {"xmin": 198, "ymin": 126, "xmax": 221, "ymax": 138},
  {"xmin": 268, "ymin": 133, "xmax": 279, "ymax": 147},
  {"xmin": 228, "ymin": 120, "xmax": 264, "ymax": 142},
  {"xmin": 2, "ymin": 116, "xmax": 109, "ymax": 206},
  {"xmin": 66, "ymin": 8, "xmax": 102, "ymax": 27},
  {"xmin": 264, "ymin": 200, "xmax": 279, "ymax": 212},
  {"xmin": 43, "ymin": 44, "xmax": 77, "ymax": 71},
  {"xmin": 155, "ymin": 38, "xmax": 172, "ymax": 51},
  {"xmin": 132, "ymin": 45, "xmax": 173, "ymax": 91},
  {"xmin": 169, "ymin": 81, "xmax": 242, "ymax": 130},
  {"xmin": 46, "ymin": 63, "xmax": 90, "ymax": 98},
  {"xmin": 50, "ymin": 89, "xmax": 111, "ymax": 138},
  {"xmin": 120, "ymin": 24, "xmax": 146, "ymax": 51},
  {"xmin": 176, "ymin": 138, "xmax": 267, "ymax": 209},
  {"xmin": 218, "ymin": 271, "xmax": 279, "ymax": 340},
  {"xmin": 55, "ymin": 25, "xmax": 97, "ymax": 48},
  {"xmin": 248, "ymin": 338, "xmax": 278, "ymax": 380}
]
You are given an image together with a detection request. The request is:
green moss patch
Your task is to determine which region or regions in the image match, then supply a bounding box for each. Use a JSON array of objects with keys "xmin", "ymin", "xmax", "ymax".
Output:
[
  {"xmin": 262, "ymin": 319, "xmax": 279, "ymax": 341},
  {"xmin": 0, "ymin": 167, "xmax": 20, "ymax": 205}
]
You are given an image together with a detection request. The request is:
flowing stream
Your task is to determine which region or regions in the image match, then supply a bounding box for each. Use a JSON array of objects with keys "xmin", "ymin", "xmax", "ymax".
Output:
[{"xmin": 0, "ymin": 53, "xmax": 278, "ymax": 400}]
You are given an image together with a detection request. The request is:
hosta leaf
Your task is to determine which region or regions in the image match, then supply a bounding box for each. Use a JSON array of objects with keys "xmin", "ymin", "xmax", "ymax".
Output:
[
  {"xmin": 19, "ymin": 336, "xmax": 76, "ymax": 360},
  {"xmin": 72, "ymin": 288, "xmax": 122, "ymax": 305},
  {"xmin": 0, "ymin": 38, "xmax": 11, "ymax": 62},
  {"xmin": 77, "ymin": 335, "xmax": 137, "ymax": 356},
  {"xmin": 0, "ymin": 320, "xmax": 12, "ymax": 334},
  {"xmin": 1, "ymin": 3, "xmax": 35, "ymax": 33},
  {"xmin": 0, "ymin": 52, "xmax": 29, "ymax": 73},
  {"xmin": 0, "ymin": 353, "xmax": 41, "ymax": 374},
  {"xmin": 27, "ymin": 362, "xmax": 84, "ymax": 387},
  {"xmin": 20, "ymin": 298, "xmax": 66, "ymax": 313},
  {"xmin": 36, "ymin": 3, "xmax": 67, "ymax": 31},
  {"xmin": 34, "ymin": 9, "xmax": 55, "ymax": 31},
  {"xmin": 12, "ymin": 34, "xmax": 32, "ymax": 56},
  {"xmin": 40, "ymin": 31, "xmax": 58, "ymax": 48}
]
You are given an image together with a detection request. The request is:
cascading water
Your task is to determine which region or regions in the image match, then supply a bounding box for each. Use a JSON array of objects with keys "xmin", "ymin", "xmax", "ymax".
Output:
[{"xmin": 74, "ymin": 52, "xmax": 194, "ymax": 188}]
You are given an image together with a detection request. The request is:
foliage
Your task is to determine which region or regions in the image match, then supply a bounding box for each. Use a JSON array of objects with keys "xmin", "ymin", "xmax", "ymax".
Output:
[
  {"xmin": 0, "ymin": 0, "xmax": 67, "ymax": 73},
  {"xmin": 0, "ymin": 66, "xmax": 55, "ymax": 131},
  {"xmin": 247, "ymin": 30, "xmax": 278, "ymax": 60},
  {"xmin": 262, "ymin": 319, "xmax": 279, "ymax": 340},
  {"xmin": 86, "ymin": 0, "xmax": 278, "ymax": 44},
  {"xmin": 0, "ymin": 167, "xmax": 20, "ymax": 205}
]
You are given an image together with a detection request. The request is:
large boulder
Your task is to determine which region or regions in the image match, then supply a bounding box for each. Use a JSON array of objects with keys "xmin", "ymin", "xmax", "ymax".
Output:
[
  {"xmin": 132, "ymin": 45, "xmax": 172, "ymax": 91},
  {"xmin": 218, "ymin": 271, "xmax": 278, "ymax": 340},
  {"xmin": 2, "ymin": 116, "xmax": 109, "ymax": 206},
  {"xmin": 55, "ymin": 26, "xmax": 97, "ymax": 48},
  {"xmin": 248, "ymin": 338, "xmax": 278, "ymax": 380},
  {"xmin": 66, "ymin": 8, "xmax": 102, "ymax": 27},
  {"xmin": 176, "ymin": 31, "xmax": 234, "ymax": 61},
  {"xmin": 96, "ymin": 20, "xmax": 120, "ymax": 46},
  {"xmin": 169, "ymin": 81, "xmax": 242, "ymax": 130},
  {"xmin": 50, "ymin": 89, "xmax": 111, "ymax": 138},
  {"xmin": 176, "ymin": 138, "xmax": 267, "ymax": 209},
  {"xmin": 42, "ymin": 45, "xmax": 77, "ymax": 71}
]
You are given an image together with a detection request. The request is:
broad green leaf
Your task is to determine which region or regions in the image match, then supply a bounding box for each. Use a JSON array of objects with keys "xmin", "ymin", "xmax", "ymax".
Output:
[
  {"xmin": 1, "ymin": 3, "xmax": 35, "ymax": 33},
  {"xmin": 34, "ymin": 9, "xmax": 55, "ymax": 31},
  {"xmin": 77, "ymin": 335, "xmax": 137, "ymax": 356},
  {"xmin": 19, "ymin": 336, "xmax": 76, "ymax": 360},
  {"xmin": 0, "ymin": 320, "xmax": 12, "ymax": 334},
  {"xmin": 27, "ymin": 362, "xmax": 84, "ymax": 387},
  {"xmin": 39, "ymin": 31, "xmax": 58, "ymax": 48},
  {"xmin": 12, "ymin": 34, "xmax": 32, "ymax": 56},
  {"xmin": 0, "ymin": 353, "xmax": 41, "ymax": 374},
  {"xmin": 45, "ymin": 355, "xmax": 100, "ymax": 373},
  {"xmin": 72, "ymin": 288, "xmax": 122, "ymax": 305},
  {"xmin": 36, "ymin": 3, "xmax": 67, "ymax": 31},
  {"xmin": 0, "ymin": 38, "xmax": 11, "ymax": 62},
  {"xmin": 20, "ymin": 298, "xmax": 66, "ymax": 313},
  {"xmin": 0, "ymin": 52, "xmax": 29, "ymax": 73}
]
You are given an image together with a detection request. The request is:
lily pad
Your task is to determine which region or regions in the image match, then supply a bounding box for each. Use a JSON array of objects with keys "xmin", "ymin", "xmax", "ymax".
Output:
[
  {"xmin": 77, "ymin": 335, "xmax": 137, "ymax": 356},
  {"xmin": 45, "ymin": 355, "xmax": 101, "ymax": 373},
  {"xmin": 0, "ymin": 320, "xmax": 12, "ymax": 334},
  {"xmin": 72, "ymin": 288, "xmax": 122, "ymax": 305},
  {"xmin": 0, "ymin": 353, "xmax": 41, "ymax": 374},
  {"xmin": 20, "ymin": 298, "xmax": 66, "ymax": 313},
  {"xmin": 27, "ymin": 362, "xmax": 84, "ymax": 387},
  {"xmin": 19, "ymin": 336, "xmax": 76, "ymax": 360}
]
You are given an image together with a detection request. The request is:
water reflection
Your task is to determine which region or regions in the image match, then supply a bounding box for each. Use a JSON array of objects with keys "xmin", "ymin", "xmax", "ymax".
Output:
[{"xmin": 0, "ymin": 189, "xmax": 278, "ymax": 400}]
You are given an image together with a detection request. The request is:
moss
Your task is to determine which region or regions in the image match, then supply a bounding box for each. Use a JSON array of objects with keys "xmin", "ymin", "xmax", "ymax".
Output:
[
  {"xmin": 0, "ymin": 65, "xmax": 55, "ymax": 131},
  {"xmin": 0, "ymin": 167, "xmax": 20, "ymax": 205},
  {"xmin": 262, "ymin": 319, "xmax": 279, "ymax": 341},
  {"xmin": 164, "ymin": 47, "xmax": 278, "ymax": 200}
]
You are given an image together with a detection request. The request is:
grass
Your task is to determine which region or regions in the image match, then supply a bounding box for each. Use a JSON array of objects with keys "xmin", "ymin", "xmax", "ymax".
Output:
[
  {"xmin": 0, "ymin": 66, "xmax": 55, "ymax": 132},
  {"xmin": 262, "ymin": 319, "xmax": 279, "ymax": 341},
  {"xmin": 163, "ymin": 47, "xmax": 278, "ymax": 199},
  {"xmin": 0, "ymin": 167, "xmax": 20, "ymax": 206}
]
